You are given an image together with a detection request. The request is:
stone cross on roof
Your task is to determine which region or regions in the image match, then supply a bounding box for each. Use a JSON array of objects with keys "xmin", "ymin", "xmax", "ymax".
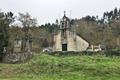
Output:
[{"xmin": 64, "ymin": 11, "xmax": 66, "ymax": 16}]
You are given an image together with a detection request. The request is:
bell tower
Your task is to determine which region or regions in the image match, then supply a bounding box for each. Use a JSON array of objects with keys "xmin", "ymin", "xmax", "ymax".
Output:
[{"xmin": 60, "ymin": 11, "xmax": 70, "ymax": 51}]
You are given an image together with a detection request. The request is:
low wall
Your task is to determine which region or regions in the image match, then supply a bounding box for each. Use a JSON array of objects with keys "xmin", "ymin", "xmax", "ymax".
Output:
[
  {"xmin": 48, "ymin": 50, "xmax": 120, "ymax": 56},
  {"xmin": 2, "ymin": 51, "xmax": 33, "ymax": 63}
]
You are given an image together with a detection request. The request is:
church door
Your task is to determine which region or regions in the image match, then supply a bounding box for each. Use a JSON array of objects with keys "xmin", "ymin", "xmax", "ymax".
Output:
[{"xmin": 62, "ymin": 44, "xmax": 67, "ymax": 51}]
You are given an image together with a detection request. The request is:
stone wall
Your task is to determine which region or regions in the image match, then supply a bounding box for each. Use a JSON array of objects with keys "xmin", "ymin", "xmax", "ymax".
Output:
[
  {"xmin": 76, "ymin": 35, "xmax": 89, "ymax": 51},
  {"xmin": 53, "ymin": 31, "xmax": 89, "ymax": 51},
  {"xmin": 2, "ymin": 52, "xmax": 33, "ymax": 63},
  {"xmin": 53, "ymin": 32, "xmax": 62, "ymax": 51}
]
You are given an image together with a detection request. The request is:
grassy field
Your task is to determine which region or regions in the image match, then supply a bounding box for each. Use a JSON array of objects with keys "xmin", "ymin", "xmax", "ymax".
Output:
[{"xmin": 0, "ymin": 52, "xmax": 120, "ymax": 80}]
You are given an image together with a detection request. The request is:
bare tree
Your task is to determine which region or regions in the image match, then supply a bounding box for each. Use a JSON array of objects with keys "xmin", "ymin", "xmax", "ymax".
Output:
[{"xmin": 18, "ymin": 12, "xmax": 37, "ymax": 51}]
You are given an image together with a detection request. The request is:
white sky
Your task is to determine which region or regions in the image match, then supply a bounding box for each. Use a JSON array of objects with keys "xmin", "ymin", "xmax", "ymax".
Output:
[{"xmin": 0, "ymin": 0, "xmax": 120, "ymax": 25}]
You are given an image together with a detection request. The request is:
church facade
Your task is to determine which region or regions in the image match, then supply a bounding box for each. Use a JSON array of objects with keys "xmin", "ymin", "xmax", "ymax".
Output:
[{"xmin": 53, "ymin": 13, "xmax": 89, "ymax": 51}]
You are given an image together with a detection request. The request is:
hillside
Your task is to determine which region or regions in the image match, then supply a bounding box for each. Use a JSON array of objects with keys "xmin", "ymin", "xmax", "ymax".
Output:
[{"xmin": 0, "ymin": 53, "xmax": 120, "ymax": 80}]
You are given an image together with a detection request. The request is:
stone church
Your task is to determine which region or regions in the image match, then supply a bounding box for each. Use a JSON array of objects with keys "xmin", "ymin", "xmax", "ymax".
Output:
[{"xmin": 53, "ymin": 13, "xmax": 89, "ymax": 51}]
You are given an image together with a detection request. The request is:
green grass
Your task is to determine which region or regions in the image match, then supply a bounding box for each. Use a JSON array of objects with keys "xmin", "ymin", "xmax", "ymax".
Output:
[{"xmin": 0, "ymin": 52, "xmax": 120, "ymax": 80}]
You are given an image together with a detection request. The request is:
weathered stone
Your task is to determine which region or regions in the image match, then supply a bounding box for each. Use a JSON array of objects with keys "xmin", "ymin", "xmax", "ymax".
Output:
[
  {"xmin": 53, "ymin": 13, "xmax": 89, "ymax": 52},
  {"xmin": 2, "ymin": 52, "xmax": 33, "ymax": 63}
]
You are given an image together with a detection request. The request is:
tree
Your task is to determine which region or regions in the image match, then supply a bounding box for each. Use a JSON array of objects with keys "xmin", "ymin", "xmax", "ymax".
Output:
[
  {"xmin": 0, "ymin": 11, "xmax": 14, "ymax": 61},
  {"xmin": 83, "ymin": 15, "xmax": 96, "ymax": 22},
  {"xmin": 18, "ymin": 12, "xmax": 37, "ymax": 51}
]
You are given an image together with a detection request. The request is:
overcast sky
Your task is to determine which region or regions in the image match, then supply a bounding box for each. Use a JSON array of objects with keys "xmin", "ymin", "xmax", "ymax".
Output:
[{"xmin": 0, "ymin": 0, "xmax": 120, "ymax": 24}]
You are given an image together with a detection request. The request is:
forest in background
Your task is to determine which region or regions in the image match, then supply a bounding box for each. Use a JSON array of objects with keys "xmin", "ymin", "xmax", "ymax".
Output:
[
  {"xmin": 72, "ymin": 7, "xmax": 120, "ymax": 49},
  {"xmin": 0, "ymin": 8, "xmax": 120, "ymax": 54}
]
